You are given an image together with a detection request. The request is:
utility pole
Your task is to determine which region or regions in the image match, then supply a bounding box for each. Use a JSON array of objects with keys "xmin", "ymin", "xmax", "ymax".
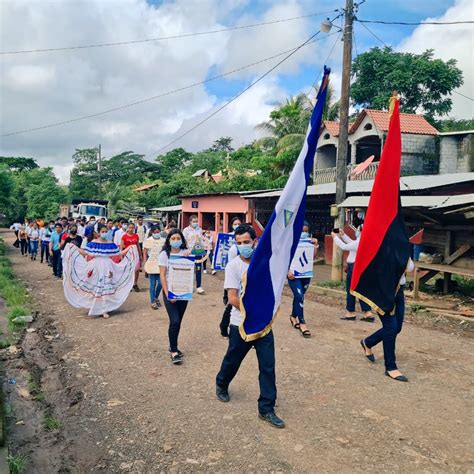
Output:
[
  {"xmin": 97, "ymin": 144, "xmax": 102, "ymax": 199},
  {"xmin": 331, "ymin": 0, "xmax": 354, "ymax": 281}
]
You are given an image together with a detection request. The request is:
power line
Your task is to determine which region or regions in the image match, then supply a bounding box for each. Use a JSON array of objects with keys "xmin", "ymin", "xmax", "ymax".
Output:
[
  {"xmin": 153, "ymin": 30, "xmax": 343, "ymax": 157},
  {"xmin": 357, "ymin": 21, "xmax": 474, "ymax": 102},
  {"xmin": 0, "ymin": 10, "xmax": 338, "ymax": 55},
  {"xmin": 1, "ymin": 32, "xmax": 340, "ymax": 138},
  {"xmin": 357, "ymin": 19, "xmax": 474, "ymax": 26}
]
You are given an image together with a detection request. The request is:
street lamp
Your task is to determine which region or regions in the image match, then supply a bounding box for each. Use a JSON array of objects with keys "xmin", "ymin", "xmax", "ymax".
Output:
[{"xmin": 320, "ymin": 18, "xmax": 333, "ymax": 33}]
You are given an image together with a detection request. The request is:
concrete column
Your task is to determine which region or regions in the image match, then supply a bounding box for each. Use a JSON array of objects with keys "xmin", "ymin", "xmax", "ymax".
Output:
[
  {"xmin": 350, "ymin": 140, "xmax": 357, "ymax": 165},
  {"xmin": 214, "ymin": 212, "xmax": 220, "ymax": 232},
  {"xmin": 223, "ymin": 213, "xmax": 229, "ymax": 233}
]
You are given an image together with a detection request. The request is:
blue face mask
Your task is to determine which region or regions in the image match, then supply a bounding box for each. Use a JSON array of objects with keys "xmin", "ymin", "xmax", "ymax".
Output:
[
  {"xmin": 301, "ymin": 232, "xmax": 310, "ymax": 239},
  {"xmin": 238, "ymin": 244, "xmax": 254, "ymax": 259},
  {"xmin": 232, "ymin": 224, "xmax": 240, "ymax": 231},
  {"xmin": 170, "ymin": 240, "xmax": 182, "ymax": 249},
  {"xmin": 152, "ymin": 233, "xmax": 161, "ymax": 240},
  {"xmin": 191, "ymin": 222, "xmax": 198, "ymax": 229}
]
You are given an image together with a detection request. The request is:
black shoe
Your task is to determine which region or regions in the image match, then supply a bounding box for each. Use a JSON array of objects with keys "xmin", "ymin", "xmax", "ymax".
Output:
[
  {"xmin": 360, "ymin": 316, "xmax": 375, "ymax": 322},
  {"xmin": 385, "ymin": 371, "xmax": 408, "ymax": 382},
  {"xmin": 259, "ymin": 412, "xmax": 285, "ymax": 429},
  {"xmin": 360, "ymin": 339, "xmax": 375, "ymax": 363},
  {"xmin": 340, "ymin": 316, "xmax": 356, "ymax": 321},
  {"xmin": 216, "ymin": 386, "xmax": 230, "ymax": 402},
  {"xmin": 171, "ymin": 354, "xmax": 182, "ymax": 365}
]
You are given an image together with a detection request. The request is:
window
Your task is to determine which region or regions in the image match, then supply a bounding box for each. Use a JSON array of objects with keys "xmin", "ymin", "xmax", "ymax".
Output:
[
  {"xmin": 79, "ymin": 205, "xmax": 106, "ymax": 217},
  {"xmin": 324, "ymin": 133, "xmax": 330, "ymax": 139},
  {"xmin": 364, "ymin": 123, "xmax": 373, "ymax": 131}
]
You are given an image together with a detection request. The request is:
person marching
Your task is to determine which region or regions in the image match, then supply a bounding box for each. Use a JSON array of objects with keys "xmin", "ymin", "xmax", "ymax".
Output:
[
  {"xmin": 121, "ymin": 222, "xmax": 142, "ymax": 292},
  {"xmin": 29, "ymin": 222, "xmax": 40, "ymax": 260},
  {"xmin": 215, "ymin": 224, "xmax": 284, "ymax": 429},
  {"xmin": 39, "ymin": 221, "xmax": 53, "ymax": 264},
  {"xmin": 360, "ymin": 258, "xmax": 414, "ymax": 382},
  {"xmin": 159, "ymin": 229, "xmax": 191, "ymax": 365},
  {"xmin": 61, "ymin": 224, "xmax": 83, "ymax": 249},
  {"xmin": 288, "ymin": 221, "xmax": 318, "ymax": 338},
  {"xmin": 62, "ymin": 223, "xmax": 139, "ymax": 319},
  {"xmin": 143, "ymin": 225, "xmax": 165, "ymax": 310},
  {"xmin": 135, "ymin": 216, "xmax": 148, "ymax": 254},
  {"xmin": 183, "ymin": 215, "xmax": 205, "ymax": 295},
  {"xmin": 19, "ymin": 224, "xmax": 28, "ymax": 256},
  {"xmin": 219, "ymin": 216, "xmax": 242, "ymax": 337},
  {"xmin": 49, "ymin": 223, "xmax": 64, "ymax": 278},
  {"xmin": 331, "ymin": 227, "xmax": 374, "ymax": 322}
]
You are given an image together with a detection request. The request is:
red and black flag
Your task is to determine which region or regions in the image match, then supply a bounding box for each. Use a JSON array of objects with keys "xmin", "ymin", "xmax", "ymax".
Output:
[{"xmin": 350, "ymin": 97, "xmax": 410, "ymax": 315}]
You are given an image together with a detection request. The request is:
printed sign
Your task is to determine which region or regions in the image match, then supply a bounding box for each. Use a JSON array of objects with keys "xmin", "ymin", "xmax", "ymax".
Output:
[
  {"xmin": 292, "ymin": 239, "xmax": 314, "ymax": 278},
  {"xmin": 167, "ymin": 255, "xmax": 195, "ymax": 300},
  {"xmin": 212, "ymin": 233, "xmax": 235, "ymax": 271}
]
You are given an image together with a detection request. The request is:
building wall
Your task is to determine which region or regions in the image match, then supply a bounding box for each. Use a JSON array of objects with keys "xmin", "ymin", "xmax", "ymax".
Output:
[
  {"xmin": 439, "ymin": 134, "xmax": 474, "ymax": 174},
  {"xmin": 400, "ymin": 134, "xmax": 438, "ymax": 175}
]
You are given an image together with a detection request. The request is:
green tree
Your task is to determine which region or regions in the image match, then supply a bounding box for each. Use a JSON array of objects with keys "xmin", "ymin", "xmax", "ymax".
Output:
[
  {"xmin": 435, "ymin": 117, "xmax": 474, "ymax": 132},
  {"xmin": 103, "ymin": 151, "xmax": 160, "ymax": 187},
  {"xmin": 209, "ymin": 136, "xmax": 234, "ymax": 153},
  {"xmin": 0, "ymin": 166, "xmax": 16, "ymax": 220},
  {"xmin": 351, "ymin": 47, "xmax": 463, "ymax": 118},
  {"xmin": 69, "ymin": 148, "xmax": 100, "ymax": 199},
  {"xmin": 155, "ymin": 148, "xmax": 193, "ymax": 181},
  {"xmin": 322, "ymin": 84, "xmax": 340, "ymax": 121},
  {"xmin": 0, "ymin": 157, "xmax": 39, "ymax": 172}
]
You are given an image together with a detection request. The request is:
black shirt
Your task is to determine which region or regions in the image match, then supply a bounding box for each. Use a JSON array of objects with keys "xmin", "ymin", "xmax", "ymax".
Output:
[{"xmin": 64, "ymin": 235, "xmax": 83, "ymax": 248}]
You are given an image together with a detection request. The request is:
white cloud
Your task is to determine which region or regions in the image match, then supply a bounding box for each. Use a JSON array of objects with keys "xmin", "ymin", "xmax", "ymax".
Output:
[
  {"xmin": 397, "ymin": 0, "xmax": 474, "ymax": 119},
  {"xmin": 0, "ymin": 0, "xmax": 338, "ymax": 184}
]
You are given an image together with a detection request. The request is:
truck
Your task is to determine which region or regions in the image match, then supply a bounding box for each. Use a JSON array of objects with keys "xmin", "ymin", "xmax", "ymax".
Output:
[{"xmin": 60, "ymin": 199, "xmax": 109, "ymax": 221}]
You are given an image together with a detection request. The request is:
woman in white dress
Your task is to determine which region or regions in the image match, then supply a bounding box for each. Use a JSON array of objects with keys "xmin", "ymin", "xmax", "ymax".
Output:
[{"xmin": 62, "ymin": 224, "xmax": 139, "ymax": 319}]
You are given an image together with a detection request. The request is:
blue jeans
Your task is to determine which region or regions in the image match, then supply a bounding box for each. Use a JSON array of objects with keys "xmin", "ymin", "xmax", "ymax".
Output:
[
  {"xmin": 41, "ymin": 241, "xmax": 50, "ymax": 263},
  {"xmin": 288, "ymin": 277, "xmax": 311, "ymax": 324},
  {"xmin": 365, "ymin": 286, "xmax": 405, "ymax": 371},
  {"xmin": 195, "ymin": 262, "xmax": 202, "ymax": 287},
  {"xmin": 29, "ymin": 240, "xmax": 39, "ymax": 257},
  {"xmin": 216, "ymin": 325, "xmax": 277, "ymax": 415},
  {"xmin": 346, "ymin": 262, "xmax": 371, "ymax": 312},
  {"xmin": 149, "ymin": 274, "xmax": 162, "ymax": 303}
]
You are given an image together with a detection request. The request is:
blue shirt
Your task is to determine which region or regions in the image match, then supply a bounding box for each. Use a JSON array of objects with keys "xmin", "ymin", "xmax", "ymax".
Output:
[
  {"xmin": 50, "ymin": 231, "xmax": 62, "ymax": 251},
  {"xmin": 105, "ymin": 229, "xmax": 114, "ymax": 241}
]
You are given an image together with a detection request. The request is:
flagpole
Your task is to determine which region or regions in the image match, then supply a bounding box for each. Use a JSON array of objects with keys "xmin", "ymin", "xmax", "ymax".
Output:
[{"xmin": 331, "ymin": 0, "xmax": 354, "ymax": 281}]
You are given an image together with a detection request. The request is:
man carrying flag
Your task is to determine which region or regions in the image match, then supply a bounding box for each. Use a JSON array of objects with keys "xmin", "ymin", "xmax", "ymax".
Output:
[
  {"xmin": 215, "ymin": 67, "xmax": 330, "ymax": 427},
  {"xmin": 350, "ymin": 95, "xmax": 411, "ymax": 382}
]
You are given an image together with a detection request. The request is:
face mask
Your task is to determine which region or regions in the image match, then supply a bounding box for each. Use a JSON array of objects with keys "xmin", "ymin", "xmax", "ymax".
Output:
[
  {"xmin": 122, "ymin": 224, "xmax": 128, "ymax": 231},
  {"xmin": 357, "ymin": 212, "xmax": 364, "ymax": 219},
  {"xmin": 152, "ymin": 233, "xmax": 161, "ymax": 240},
  {"xmin": 170, "ymin": 240, "xmax": 182, "ymax": 249},
  {"xmin": 70, "ymin": 231, "xmax": 77, "ymax": 236},
  {"xmin": 90, "ymin": 221, "xmax": 95, "ymax": 226},
  {"xmin": 191, "ymin": 222, "xmax": 198, "ymax": 228},
  {"xmin": 301, "ymin": 232, "xmax": 309, "ymax": 239},
  {"xmin": 232, "ymin": 224, "xmax": 240, "ymax": 231},
  {"xmin": 238, "ymin": 244, "xmax": 254, "ymax": 259},
  {"xmin": 100, "ymin": 233, "xmax": 108, "ymax": 240},
  {"xmin": 49, "ymin": 225, "xmax": 54, "ymax": 230}
]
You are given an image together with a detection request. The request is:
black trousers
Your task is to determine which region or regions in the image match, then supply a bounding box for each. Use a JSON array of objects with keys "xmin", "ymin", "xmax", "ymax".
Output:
[
  {"xmin": 216, "ymin": 325, "xmax": 277, "ymax": 415},
  {"xmin": 20, "ymin": 239, "xmax": 28, "ymax": 255},
  {"xmin": 52, "ymin": 249, "xmax": 62, "ymax": 277},
  {"xmin": 40, "ymin": 242, "xmax": 50, "ymax": 263},
  {"xmin": 163, "ymin": 296, "xmax": 188, "ymax": 353}
]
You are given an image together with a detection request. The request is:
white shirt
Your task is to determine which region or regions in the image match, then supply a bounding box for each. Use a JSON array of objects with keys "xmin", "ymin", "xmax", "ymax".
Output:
[
  {"xmin": 158, "ymin": 249, "xmax": 186, "ymax": 288},
  {"xmin": 182, "ymin": 225, "xmax": 202, "ymax": 249},
  {"xmin": 77, "ymin": 224, "xmax": 85, "ymax": 237},
  {"xmin": 227, "ymin": 244, "xmax": 238, "ymax": 262},
  {"xmin": 39, "ymin": 228, "xmax": 51, "ymax": 242},
  {"xmin": 25, "ymin": 225, "xmax": 34, "ymax": 237},
  {"xmin": 136, "ymin": 224, "xmax": 147, "ymax": 243},
  {"xmin": 114, "ymin": 229, "xmax": 126, "ymax": 246},
  {"xmin": 399, "ymin": 258, "xmax": 415, "ymax": 286},
  {"xmin": 333, "ymin": 234, "xmax": 359, "ymax": 264},
  {"xmin": 10, "ymin": 223, "xmax": 21, "ymax": 231},
  {"xmin": 30, "ymin": 229, "xmax": 40, "ymax": 240},
  {"xmin": 224, "ymin": 256, "xmax": 249, "ymax": 326}
]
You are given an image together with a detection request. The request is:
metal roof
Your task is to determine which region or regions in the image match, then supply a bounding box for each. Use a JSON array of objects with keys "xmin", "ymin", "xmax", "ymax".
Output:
[
  {"xmin": 438, "ymin": 130, "xmax": 474, "ymax": 136},
  {"xmin": 149, "ymin": 205, "xmax": 182, "ymax": 212},
  {"xmin": 338, "ymin": 195, "xmax": 447, "ymax": 208},
  {"xmin": 430, "ymin": 193, "xmax": 474, "ymax": 210},
  {"xmin": 244, "ymin": 173, "xmax": 474, "ymax": 199}
]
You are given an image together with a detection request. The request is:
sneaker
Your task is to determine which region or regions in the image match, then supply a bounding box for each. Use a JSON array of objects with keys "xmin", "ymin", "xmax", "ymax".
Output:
[
  {"xmin": 203, "ymin": 269, "xmax": 207, "ymax": 274},
  {"xmin": 211, "ymin": 270, "xmax": 217, "ymax": 275},
  {"xmin": 171, "ymin": 354, "xmax": 182, "ymax": 365},
  {"xmin": 196, "ymin": 287, "xmax": 205, "ymax": 295},
  {"xmin": 133, "ymin": 285, "xmax": 140, "ymax": 292}
]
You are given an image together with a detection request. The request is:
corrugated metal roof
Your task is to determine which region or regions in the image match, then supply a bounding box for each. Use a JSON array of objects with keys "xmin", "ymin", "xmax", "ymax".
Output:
[
  {"xmin": 430, "ymin": 193, "xmax": 474, "ymax": 210},
  {"xmin": 244, "ymin": 173, "xmax": 474, "ymax": 199},
  {"xmin": 149, "ymin": 205, "xmax": 182, "ymax": 212},
  {"xmin": 337, "ymin": 195, "xmax": 448, "ymax": 208}
]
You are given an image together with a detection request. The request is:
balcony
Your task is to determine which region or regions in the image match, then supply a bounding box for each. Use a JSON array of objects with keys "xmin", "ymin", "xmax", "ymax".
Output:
[{"xmin": 313, "ymin": 162, "xmax": 380, "ymax": 185}]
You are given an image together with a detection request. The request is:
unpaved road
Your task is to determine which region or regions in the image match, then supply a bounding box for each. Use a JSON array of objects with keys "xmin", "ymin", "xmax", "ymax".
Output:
[{"xmin": 2, "ymin": 230, "xmax": 473, "ymax": 473}]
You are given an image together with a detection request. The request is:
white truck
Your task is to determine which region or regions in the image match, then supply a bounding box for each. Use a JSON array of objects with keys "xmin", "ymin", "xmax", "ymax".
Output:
[{"xmin": 60, "ymin": 199, "xmax": 108, "ymax": 221}]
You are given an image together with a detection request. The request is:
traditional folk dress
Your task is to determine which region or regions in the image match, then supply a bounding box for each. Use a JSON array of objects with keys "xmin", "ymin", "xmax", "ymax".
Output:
[{"xmin": 62, "ymin": 241, "xmax": 139, "ymax": 316}]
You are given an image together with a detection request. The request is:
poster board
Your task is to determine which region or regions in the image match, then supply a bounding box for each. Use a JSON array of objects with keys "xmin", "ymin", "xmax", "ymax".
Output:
[
  {"xmin": 167, "ymin": 255, "xmax": 195, "ymax": 300},
  {"xmin": 292, "ymin": 239, "xmax": 315, "ymax": 278},
  {"xmin": 212, "ymin": 233, "xmax": 235, "ymax": 271}
]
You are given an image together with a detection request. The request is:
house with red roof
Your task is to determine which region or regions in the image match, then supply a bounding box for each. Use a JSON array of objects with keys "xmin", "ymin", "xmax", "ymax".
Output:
[{"xmin": 316, "ymin": 109, "xmax": 441, "ymax": 183}]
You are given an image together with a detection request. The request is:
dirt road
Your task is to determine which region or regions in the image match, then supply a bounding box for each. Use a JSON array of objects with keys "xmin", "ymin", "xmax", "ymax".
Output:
[{"xmin": 2, "ymin": 230, "xmax": 473, "ymax": 473}]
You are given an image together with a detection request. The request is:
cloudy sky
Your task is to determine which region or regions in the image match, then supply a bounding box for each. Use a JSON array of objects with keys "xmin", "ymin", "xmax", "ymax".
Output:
[{"xmin": 0, "ymin": 0, "xmax": 473, "ymax": 183}]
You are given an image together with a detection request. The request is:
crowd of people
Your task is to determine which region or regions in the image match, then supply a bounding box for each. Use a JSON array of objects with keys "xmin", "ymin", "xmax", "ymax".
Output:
[{"xmin": 9, "ymin": 213, "xmax": 412, "ymax": 429}]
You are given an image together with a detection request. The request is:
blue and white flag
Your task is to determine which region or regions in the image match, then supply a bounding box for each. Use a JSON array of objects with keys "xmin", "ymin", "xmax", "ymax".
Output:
[{"xmin": 240, "ymin": 66, "xmax": 330, "ymax": 341}]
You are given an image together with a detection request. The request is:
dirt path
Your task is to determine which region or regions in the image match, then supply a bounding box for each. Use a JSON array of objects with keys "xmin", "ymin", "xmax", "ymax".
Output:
[{"xmin": 2, "ymin": 230, "xmax": 473, "ymax": 473}]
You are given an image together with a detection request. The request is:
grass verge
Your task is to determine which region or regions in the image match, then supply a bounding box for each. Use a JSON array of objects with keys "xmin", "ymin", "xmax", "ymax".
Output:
[{"xmin": 7, "ymin": 453, "xmax": 28, "ymax": 474}]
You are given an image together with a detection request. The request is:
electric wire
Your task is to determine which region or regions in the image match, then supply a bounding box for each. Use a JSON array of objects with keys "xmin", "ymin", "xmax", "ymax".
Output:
[
  {"xmin": 0, "ymin": 10, "xmax": 338, "ymax": 55},
  {"xmin": 357, "ymin": 19, "xmax": 474, "ymax": 26},
  {"xmin": 0, "ymin": 32, "xmax": 340, "ymax": 138}
]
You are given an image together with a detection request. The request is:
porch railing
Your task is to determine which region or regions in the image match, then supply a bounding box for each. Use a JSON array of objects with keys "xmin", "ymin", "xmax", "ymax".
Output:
[{"xmin": 313, "ymin": 161, "xmax": 380, "ymax": 185}]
